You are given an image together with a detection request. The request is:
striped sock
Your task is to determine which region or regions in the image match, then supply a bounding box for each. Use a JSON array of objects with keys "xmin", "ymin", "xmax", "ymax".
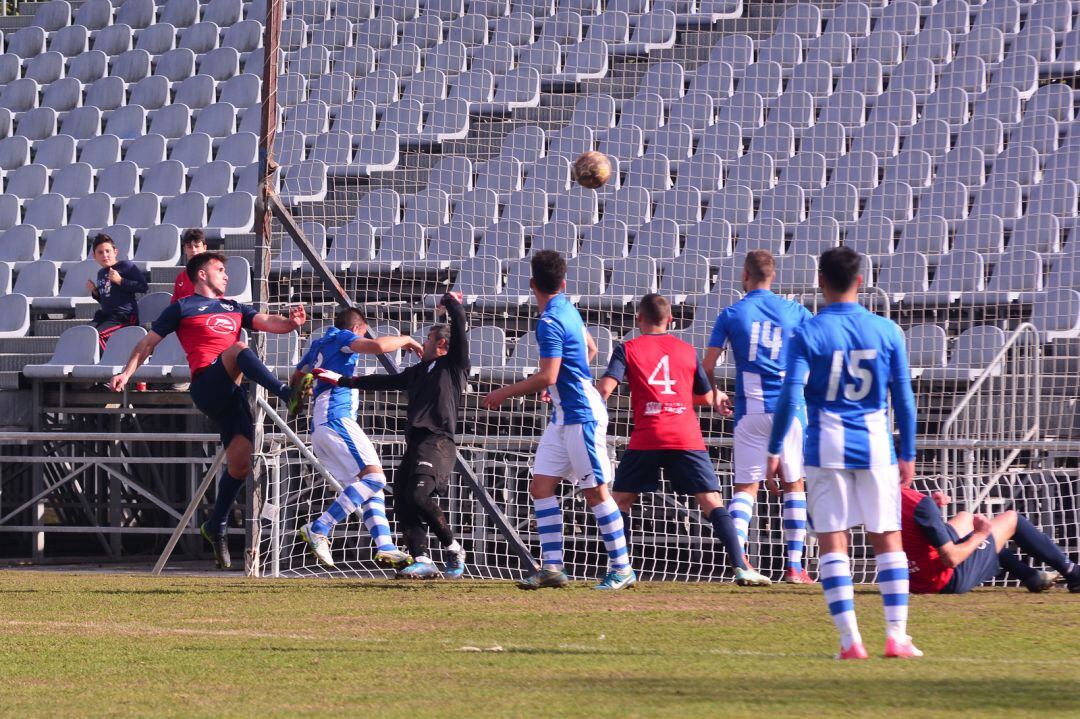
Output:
[
  {"xmin": 534, "ymin": 496, "xmax": 564, "ymax": 568},
  {"xmin": 876, "ymin": 551, "xmax": 910, "ymax": 641},
  {"xmin": 591, "ymin": 498, "xmax": 630, "ymax": 571},
  {"xmin": 311, "ymin": 474, "xmax": 385, "ymax": 537},
  {"xmin": 362, "ymin": 491, "xmax": 396, "ymax": 552},
  {"xmin": 783, "ymin": 491, "xmax": 808, "ymax": 571},
  {"xmin": 820, "ymin": 551, "xmax": 861, "ymax": 651},
  {"xmin": 728, "ymin": 491, "xmax": 755, "ymax": 554}
]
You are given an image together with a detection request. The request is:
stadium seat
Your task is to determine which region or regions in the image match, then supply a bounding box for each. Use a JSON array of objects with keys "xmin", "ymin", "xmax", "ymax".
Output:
[{"xmin": 23, "ymin": 325, "xmax": 100, "ymax": 379}]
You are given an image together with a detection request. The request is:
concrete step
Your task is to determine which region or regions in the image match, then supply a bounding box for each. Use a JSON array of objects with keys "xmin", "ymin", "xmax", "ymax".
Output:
[
  {"xmin": 0, "ymin": 353, "xmax": 49, "ymax": 371},
  {"xmin": 33, "ymin": 318, "xmax": 85, "ymax": 336},
  {"xmin": 0, "ymin": 371, "xmax": 23, "ymax": 390},
  {"xmin": 0, "ymin": 336, "xmax": 61, "ymax": 354}
]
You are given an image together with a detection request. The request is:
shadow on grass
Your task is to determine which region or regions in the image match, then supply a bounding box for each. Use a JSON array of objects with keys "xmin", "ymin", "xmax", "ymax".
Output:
[{"xmin": 560, "ymin": 675, "xmax": 1075, "ymax": 712}]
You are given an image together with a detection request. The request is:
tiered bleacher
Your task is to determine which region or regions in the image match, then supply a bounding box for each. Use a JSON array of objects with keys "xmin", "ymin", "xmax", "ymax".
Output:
[{"xmin": 4, "ymin": 0, "xmax": 1080, "ymax": 440}]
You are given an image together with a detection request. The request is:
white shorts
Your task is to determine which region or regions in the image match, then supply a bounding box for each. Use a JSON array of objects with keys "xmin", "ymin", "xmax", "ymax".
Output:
[
  {"xmin": 733, "ymin": 413, "xmax": 804, "ymax": 486},
  {"xmin": 533, "ymin": 420, "xmax": 611, "ymax": 489},
  {"xmin": 804, "ymin": 465, "xmax": 901, "ymax": 534},
  {"xmin": 311, "ymin": 417, "xmax": 381, "ymax": 489}
]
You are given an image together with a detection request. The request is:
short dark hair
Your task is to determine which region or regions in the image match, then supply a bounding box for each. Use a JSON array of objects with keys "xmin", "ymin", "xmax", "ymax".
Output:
[
  {"xmin": 334, "ymin": 307, "xmax": 366, "ymax": 330},
  {"xmin": 530, "ymin": 249, "xmax": 566, "ymax": 294},
  {"xmin": 819, "ymin": 246, "xmax": 862, "ymax": 293},
  {"xmin": 638, "ymin": 293, "xmax": 671, "ymax": 325},
  {"xmin": 428, "ymin": 324, "xmax": 451, "ymax": 344},
  {"xmin": 186, "ymin": 251, "xmax": 228, "ymax": 282},
  {"xmin": 181, "ymin": 228, "xmax": 206, "ymax": 247},
  {"xmin": 91, "ymin": 233, "xmax": 115, "ymax": 252},
  {"xmin": 744, "ymin": 249, "xmax": 776, "ymax": 283}
]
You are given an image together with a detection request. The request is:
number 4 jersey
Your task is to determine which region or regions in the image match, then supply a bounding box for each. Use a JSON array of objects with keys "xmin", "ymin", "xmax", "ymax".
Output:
[
  {"xmin": 603, "ymin": 333, "xmax": 711, "ymax": 450},
  {"xmin": 775, "ymin": 302, "xmax": 916, "ymax": 469},
  {"xmin": 707, "ymin": 289, "xmax": 813, "ymax": 423}
]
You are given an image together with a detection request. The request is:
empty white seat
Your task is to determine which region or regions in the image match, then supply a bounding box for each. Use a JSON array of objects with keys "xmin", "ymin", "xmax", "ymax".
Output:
[{"xmin": 24, "ymin": 325, "xmax": 100, "ymax": 378}]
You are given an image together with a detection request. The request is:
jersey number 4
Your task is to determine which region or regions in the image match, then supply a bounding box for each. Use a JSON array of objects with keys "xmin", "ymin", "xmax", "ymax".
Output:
[
  {"xmin": 826, "ymin": 349, "xmax": 877, "ymax": 401},
  {"xmin": 748, "ymin": 321, "xmax": 782, "ymax": 361},
  {"xmin": 647, "ymin": 355, "xmax": 677, "ymax": 395}
]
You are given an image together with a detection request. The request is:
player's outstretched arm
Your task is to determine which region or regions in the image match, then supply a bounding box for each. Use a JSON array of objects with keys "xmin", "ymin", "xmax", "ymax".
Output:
[
  {"xmin": 314, "ymin": 366, "xmax": 412, "ymax": 392},
  {"xmin": 110, "ymin": 331, "xmax": 164, "ymax": 391},
  {"xmin": 252, "ymin": 304, "xmax": 306, "ymax": 334},
  {"xmin": 440, "ymin": 292, "xmax": 470, "ymax": 368},
  {"xmin": 483, "ymin": 357, "xmax": 561, "ymax": 408},
  {"xmin": 349, "ymin": 334, "xmax": 423, "ymax": 358}
]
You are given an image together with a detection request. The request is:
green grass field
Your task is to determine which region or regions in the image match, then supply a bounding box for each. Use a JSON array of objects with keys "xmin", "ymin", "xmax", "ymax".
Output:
[{"xmin": 1, "ymin": 572, "xmax": 1078, "ymax": 718}]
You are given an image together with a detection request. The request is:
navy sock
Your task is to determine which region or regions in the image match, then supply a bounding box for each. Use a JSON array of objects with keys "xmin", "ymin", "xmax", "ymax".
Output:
[
  {"xmin": 1012, "ymin": 514, "xmax": 1078, "ymax": 579},
  {"xmin": 709, "ymin": 507, "xmax": 748, "ymax": 571},
  {"xmin": 236, "ymin": 347, "xmax": 289, "ymax": 400},
  {"xmin": 997, "ymin": 547, "xmax": 1037, "ymax": 582},
  {"xmin": 620, "ymin": 511, "xmax": 632, "ymax": 550},
  {"xmin": 209, "ymin": 469, "xmax": 245, "ymax": 536}
]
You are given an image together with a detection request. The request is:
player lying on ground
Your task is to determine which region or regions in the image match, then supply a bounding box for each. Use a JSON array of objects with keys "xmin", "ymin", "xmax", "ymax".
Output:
[
  {"xmin": 767, "ymin": 246, "xmax": 921, "ymax": 660},
  {"xmin": 313, "ymin": 293, "xmax": 469, "ymax": 579},
  {"xmin": 901, "ymin": 487, "xmax": 1080, "ymax": 595},
  {"xmin": 703, "ymin": 250, "xmax": 814, "ymax": 584},
  {"xmin": 294, "ymin": 306, "xmax": 423, "ymax": 570},
  {"xmin": 596, "ymin": 293, "xmax": 771, "ymax": 587},
  {"xmin": 483, "ymin": 250, "xmax": 634, "ymax": 591},
  {"xmin": 109, "ymin": 251, "xmax": 307, "ymax": 569}
]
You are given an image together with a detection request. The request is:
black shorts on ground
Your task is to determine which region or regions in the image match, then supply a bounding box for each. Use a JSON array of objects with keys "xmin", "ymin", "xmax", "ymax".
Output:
[
  {"xmin": 612, "ymin": 449, "xmax": 720, "ymax": 495},
  {"xmin": 190, "ymin": 356, "xmax": 254, "ymax": 448},
  {"xmin": 399, "ymin": 430, "xmax": 456, "ymax": 492},
  {"xmin": 942, "ymin": 524, "xmax": 1001, "ymax": 594}
]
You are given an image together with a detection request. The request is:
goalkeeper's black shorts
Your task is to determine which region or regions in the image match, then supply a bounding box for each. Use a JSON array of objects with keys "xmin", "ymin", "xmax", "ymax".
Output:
[{"xmin": 399, "ymin": 429, "xmax": 456, "ymax": 494}]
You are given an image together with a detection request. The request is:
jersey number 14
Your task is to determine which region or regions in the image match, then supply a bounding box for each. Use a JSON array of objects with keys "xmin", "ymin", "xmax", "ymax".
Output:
[
  {"xmin": 826, "ymin": 349, "xmax": 878, "ymax": 401},
  {"xmin": 748, "ymin": 321, "xmax": 782, "ymax": 361}
]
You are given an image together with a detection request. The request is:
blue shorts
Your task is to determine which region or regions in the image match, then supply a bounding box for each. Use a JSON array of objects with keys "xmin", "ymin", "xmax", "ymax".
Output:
[
  {"xmin": 942, "ymin": 524, "xmax": 1001, "ymax": 594},
  {"xmin": 612, "ymin": 449, "xmax": 721, "ymax": 495},
  {"xmin": 190, "ymin": 356, "xmax": 254, "ymax": 448}
]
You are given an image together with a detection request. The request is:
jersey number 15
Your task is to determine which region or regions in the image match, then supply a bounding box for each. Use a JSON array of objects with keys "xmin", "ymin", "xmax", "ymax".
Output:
[{"xmin": 826, "ymin": 349, "xmax": 877, "ymax": 401}]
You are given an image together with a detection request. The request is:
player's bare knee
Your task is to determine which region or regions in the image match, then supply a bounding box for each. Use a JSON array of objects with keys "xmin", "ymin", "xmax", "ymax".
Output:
[
  {"xmin": 994, "ymin": 510, "xmax": 1018, "ymax": 535},
  {"xmin": 696, "ymin": 492, "xmax": 723, "ymax": 514}
]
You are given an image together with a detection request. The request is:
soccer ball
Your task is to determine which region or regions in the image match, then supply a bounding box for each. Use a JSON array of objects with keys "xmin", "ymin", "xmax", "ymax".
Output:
[{"xmin": 572, "ymin": 151, "xmax": 612, "ymax": 189}]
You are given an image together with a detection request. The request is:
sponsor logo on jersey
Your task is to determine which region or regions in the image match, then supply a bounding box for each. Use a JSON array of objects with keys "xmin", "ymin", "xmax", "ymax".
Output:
[
  {"xmin": 206, "ymin": 314, "xmax": 238, "ymax": 335},
  {"xmin": 198, "ymin": 305, "xmax": 209, "ymax": 311}
]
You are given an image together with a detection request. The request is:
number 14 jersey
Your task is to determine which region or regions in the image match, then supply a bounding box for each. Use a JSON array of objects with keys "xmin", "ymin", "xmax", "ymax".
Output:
[
  {"xmin": 707, "ymin": 289, "xmax": 813, "ymax": 423},
  {"xmin": 603, "ymin": 333, "xmax": 711, "ymax": 450}
]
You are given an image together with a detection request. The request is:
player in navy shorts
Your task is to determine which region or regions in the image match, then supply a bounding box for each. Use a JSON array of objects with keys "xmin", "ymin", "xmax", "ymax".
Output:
[
  {"xmin": 109, "ymin": 251, "xmax": 308, "ymax": 569},
  {"xmin": 596, "ymin": 294, "xmax": 771, "ymax": 586}
]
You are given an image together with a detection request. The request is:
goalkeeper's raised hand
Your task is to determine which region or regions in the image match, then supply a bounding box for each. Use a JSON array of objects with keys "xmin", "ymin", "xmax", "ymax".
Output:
[{"xmin": 312, "ymin": 367, "xmax": 351, "ymax": 387}]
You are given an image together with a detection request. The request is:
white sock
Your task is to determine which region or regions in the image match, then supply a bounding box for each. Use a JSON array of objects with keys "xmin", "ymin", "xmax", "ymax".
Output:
[
  {"xmin": 876, "ymin": 551, "xmax": 910, "ymax": 641},
  {"xmin": 820, "ymin": 552, "xmax": 862, "ymax": 651}
]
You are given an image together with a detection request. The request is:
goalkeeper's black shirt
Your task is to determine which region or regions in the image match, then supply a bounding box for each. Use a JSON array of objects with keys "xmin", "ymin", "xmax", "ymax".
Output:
[{"xmin": 345, "ymin": 294, "xmax": 468, "ymax": 441}]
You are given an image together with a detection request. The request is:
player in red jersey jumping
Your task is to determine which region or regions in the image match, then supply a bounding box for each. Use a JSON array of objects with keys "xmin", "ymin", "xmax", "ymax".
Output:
[
  {"xmin": 596, "ymin": 294, "xmax": 771, "ymax": 586},
  {"xmin": 109, "ymin": 251, "xmax": 308, "ymax": 569}
]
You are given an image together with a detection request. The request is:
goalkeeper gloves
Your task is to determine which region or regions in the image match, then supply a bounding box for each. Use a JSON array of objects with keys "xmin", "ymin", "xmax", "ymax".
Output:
[{"xmin": 312, "ymin": 367, "xmax": 355, "ymax": 388}]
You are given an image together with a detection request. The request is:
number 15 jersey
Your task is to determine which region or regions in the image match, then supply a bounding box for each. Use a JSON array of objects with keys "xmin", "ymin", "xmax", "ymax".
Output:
[
  {"xmin": 707, "ymin": 289, "xmax": 812, "ymax": 423},
  {"xmin": 783, "ymin": 302, "xmax": 915, "ymax": 469}
]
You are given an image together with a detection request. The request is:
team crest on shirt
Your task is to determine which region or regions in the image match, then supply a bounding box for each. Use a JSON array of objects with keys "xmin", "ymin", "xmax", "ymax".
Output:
[
  {"xmin": 220, "ymin": 302, "xmax": 234, "ymax": 311},
  {"xmin": 206, "ymin": 315, "xmax": 238, "ymax": 334}
]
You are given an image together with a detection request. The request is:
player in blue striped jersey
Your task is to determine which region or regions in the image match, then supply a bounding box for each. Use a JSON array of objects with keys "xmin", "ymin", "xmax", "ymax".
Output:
[
  {"xmin": 704, "ymin": 250, "xmax": 814, "ymax": 584},
  {"xmin": 294, "ymin": 307, "xmax": 422, "ymax": 571},
  {"xmin": 767, "ymin": 247, "xmax": 921, "ymax": 660},
  {"xmin": 483, "ymin": 250, "xmax": 634, "ymax": 591}
]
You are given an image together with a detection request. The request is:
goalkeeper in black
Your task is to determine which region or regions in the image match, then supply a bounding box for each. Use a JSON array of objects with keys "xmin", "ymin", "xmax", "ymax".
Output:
[{"xmin": 314, "ymin": 292, "xmax": 469, "ymax": 579}]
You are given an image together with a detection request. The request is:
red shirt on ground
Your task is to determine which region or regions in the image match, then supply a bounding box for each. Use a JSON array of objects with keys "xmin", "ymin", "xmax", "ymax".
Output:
[
  {"xmin": 151, "ymin": 294, "xmax": 257, "ymax": 375},
  {"xmin": 900, "ymin": 487, "xmax": 955, "ymax": 594},
  {"xmin": 604, "ymin": 333, "xmax": 710, "ymax": 451},
  {"xmin": 171, "ymin": 269, "xmax": 194, "ymax": 303}
]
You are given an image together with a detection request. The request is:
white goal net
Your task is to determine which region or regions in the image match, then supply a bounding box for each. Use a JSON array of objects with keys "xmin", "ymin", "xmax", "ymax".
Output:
[{"xmin": 252, "ymin": 0, "xmax": 1080, "ymax": 583}]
